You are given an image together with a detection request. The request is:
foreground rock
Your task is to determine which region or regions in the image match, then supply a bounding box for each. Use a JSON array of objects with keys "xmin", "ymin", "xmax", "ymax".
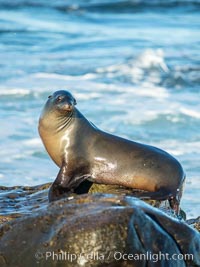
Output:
[{"xmin": 0, "ymin": 193, "xmax": 199, "ymax": 267}]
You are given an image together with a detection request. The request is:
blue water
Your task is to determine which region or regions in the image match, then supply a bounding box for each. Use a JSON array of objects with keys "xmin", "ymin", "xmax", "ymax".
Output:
[{"xmin": 0, "ymin": 0, "xmax": 199, "ymax": 218}]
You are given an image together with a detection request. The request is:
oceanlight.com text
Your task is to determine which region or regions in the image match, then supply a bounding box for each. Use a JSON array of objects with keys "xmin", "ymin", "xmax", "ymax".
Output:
[{"xmin": 35, "ymin": 250, "xmax": 193, "ymax": 263}]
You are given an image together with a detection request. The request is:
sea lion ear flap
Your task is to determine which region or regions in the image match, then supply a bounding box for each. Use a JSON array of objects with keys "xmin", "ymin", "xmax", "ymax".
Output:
[{"xmin": 73, "ymin": 98, "xmax": 77, "ymax": 105}]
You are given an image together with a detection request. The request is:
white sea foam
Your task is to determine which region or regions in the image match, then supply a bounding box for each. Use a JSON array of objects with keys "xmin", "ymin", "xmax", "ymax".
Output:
[
  {"xmin": 34, "ymin": 72, "xmax": 98, "ymax": 81},
  {"xmin": 155, "ymin": 140, "xmax": 200, "ymax": 156},
  {"xmin": 0, "ymin": 88, "xmax": 30, "ymax": 96},
  {"xmin": 1, "ymin": 50, "xmax": 169, "ymax": 102},
  {"xmin": 135, "ymin": 84, "xmax": 169, "ymax": 98},
  {"xmin": 180, "ymin": 107, "xmax": 200, "ymax": 119},
  {"xmin": 136, "ymin": 49, "xmax": 169, "ymax": 72},
  {"xmin": 75, "ymin": 92, "xmax": 102, "ymax": 100},
  {"xmin": 96, "ymin": 49, "xmax": 169, "ymax": 85},
  {"xmin": 23, "ymin": 138, "xmax": 42, "ymax": 147}
]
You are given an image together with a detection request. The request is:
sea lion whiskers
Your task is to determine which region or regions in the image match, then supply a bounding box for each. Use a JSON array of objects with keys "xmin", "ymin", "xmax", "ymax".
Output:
[{"xmin": 56, "ymin": 111, "xmax": 74, "ymax": 133}]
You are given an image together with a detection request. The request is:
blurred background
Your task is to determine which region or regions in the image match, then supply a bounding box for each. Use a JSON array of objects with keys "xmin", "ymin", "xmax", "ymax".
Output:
[{"xmin": 0, "ymin": 0, "xmax": 199, "ymax": 218}]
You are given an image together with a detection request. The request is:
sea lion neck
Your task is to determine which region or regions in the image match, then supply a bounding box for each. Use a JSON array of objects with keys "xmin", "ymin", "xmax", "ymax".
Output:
[
  {"xmin": 39, "ymin": 106, "xmax": 95, "ymax": 136},
  {"xmin": 55, "ymin": 110, "xmax": 74, "ymax": 133},
  {"xmin": 38, "ymin": 106, "xmax": 96, "ymax": 167},
  {"xmin": 39, "ymin": 108, "xmax": 74, "ymax": 134},
  {"xmin": 56, "ymin": 108, "xmax": 95, "ymax": 133}
]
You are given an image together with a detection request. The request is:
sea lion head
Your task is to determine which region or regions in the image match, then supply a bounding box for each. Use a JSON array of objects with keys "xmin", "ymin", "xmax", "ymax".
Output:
[
  {"xmin": 45, "ymin": 90, "xmax": 77, "ymax": 114},
  {"xmin": 39, "ymin": 90, "xmax": 77, "ymax": 133}
]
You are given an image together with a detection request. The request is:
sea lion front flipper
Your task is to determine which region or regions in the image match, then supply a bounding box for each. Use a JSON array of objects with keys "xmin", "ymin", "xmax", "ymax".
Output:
[
  {"xmin": 48, "ymin": 165, "xmax": 71, "ymax": 202},
  {"xmin": 48, "ymin": 164, "xmax": 91, "ymax": 202}
]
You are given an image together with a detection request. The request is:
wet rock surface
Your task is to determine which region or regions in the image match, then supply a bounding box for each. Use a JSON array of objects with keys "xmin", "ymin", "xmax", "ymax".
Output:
[
  {"xmin": 0, "ymin": 185, "xmax": 199, "ymax": 267},
  {"xmin": 0, "ymin": 183, "xmax": 50, "ymax": 224}
]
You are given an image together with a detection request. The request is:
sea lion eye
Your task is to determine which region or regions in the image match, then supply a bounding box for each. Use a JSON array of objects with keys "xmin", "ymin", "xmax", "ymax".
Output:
[
  {"xmin": 48, "ymin": 95, "xmax": 52, "ymax": 99},
  {"xmin": 56, "ymin": 96, "xmax": 63, "ymax": 102}
]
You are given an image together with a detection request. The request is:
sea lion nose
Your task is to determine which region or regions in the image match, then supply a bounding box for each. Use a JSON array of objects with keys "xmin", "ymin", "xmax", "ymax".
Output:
[{"xmin": 63, "ymin": 103, "xmax": 73, "ymax": 111}]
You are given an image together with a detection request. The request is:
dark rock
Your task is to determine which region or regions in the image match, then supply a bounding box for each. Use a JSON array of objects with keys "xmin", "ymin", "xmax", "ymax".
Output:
[
  {"xmin": 0, "ymin": 194, "xmax": 199, "ymax": 267},
  {"xmin": 187, "ymin": 217, "xmax": 200, "ymax": 232}
]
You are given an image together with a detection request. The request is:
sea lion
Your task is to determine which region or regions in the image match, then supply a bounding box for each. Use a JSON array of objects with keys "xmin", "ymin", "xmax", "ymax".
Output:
[{"xmin": 38, "ymin": 90, "xmax": 185, "ymax": 212}]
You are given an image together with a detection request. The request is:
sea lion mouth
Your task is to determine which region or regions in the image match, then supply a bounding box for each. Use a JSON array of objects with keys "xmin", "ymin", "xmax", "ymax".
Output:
[{"xmin": 62, "ymin": 103, "xmax": 73, "ymax": 112}]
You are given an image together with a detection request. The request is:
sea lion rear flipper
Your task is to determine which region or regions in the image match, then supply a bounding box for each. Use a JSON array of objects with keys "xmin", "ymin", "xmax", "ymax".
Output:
[{"xmin": 132, "ymin": 189, "xmax": 181, "ymax": 215}]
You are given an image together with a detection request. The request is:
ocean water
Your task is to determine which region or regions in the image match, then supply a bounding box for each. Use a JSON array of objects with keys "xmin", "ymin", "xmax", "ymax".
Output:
[{"xmin": 0, "ymin": 0, "xmax": 199, "ymax": 218}]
